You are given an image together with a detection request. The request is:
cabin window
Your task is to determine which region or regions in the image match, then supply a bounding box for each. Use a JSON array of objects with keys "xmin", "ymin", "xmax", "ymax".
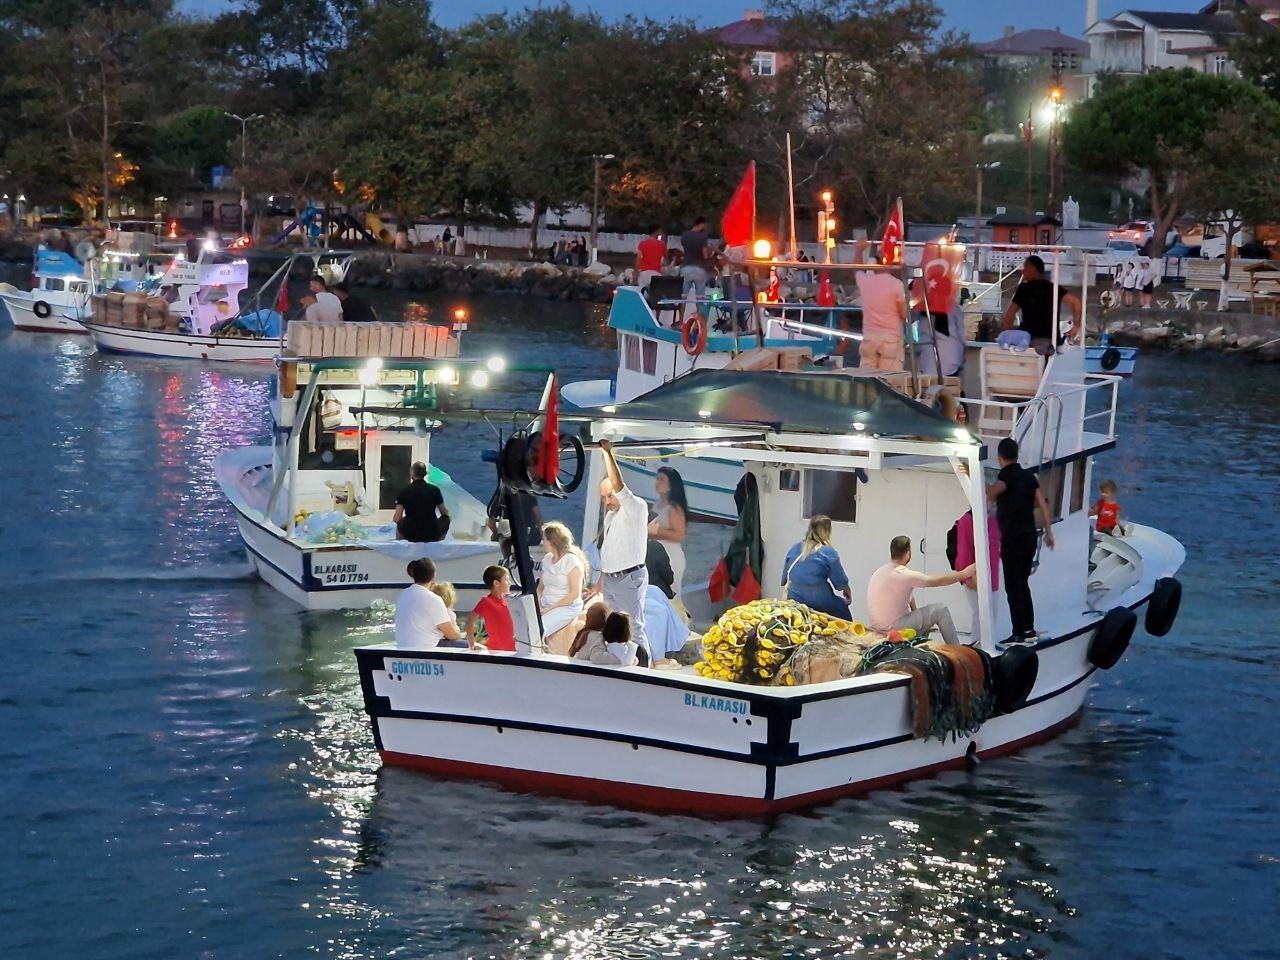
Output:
[
  {"xmin": 1037, "ymin": 463, "xmax": 1066, "ymax": 523},
  {"xmin": 641, "ymin": 338, "xmax": 657, "ymax": 375},
  {"xmin": 1070, "ymin": 460, "xmax": 1088, "ymax": 514},
  {"xmin": 623, "ymin": 335, "xmax": 641, "ymax": 372},
  {"xmin": 45, "ymin": 277, "xmax": 65, "ymax": 291},
  {"xmin": 803, "ymin": 468, "xmax": 858, "ymax": 524},
  {"xmin": 779, "ymin": 468, "xmax": 800, "ymax": 492}
]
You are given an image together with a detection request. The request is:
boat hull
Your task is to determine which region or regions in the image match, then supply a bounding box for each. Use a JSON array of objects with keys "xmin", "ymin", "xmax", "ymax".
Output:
[
  {"xmin": 0, "ymin": 293, "xmax": 88, "ymax": 334},
  {"xmin": 231, "ymin": 506, "xmax": 497, "ymax": 611},
  {"xmin": 83, "ymin": 321, "xmax": 281, "ymax": 361},
  {"xmin": 356, "ymin": 612, "xmax": 1130, "ymax": 816}
]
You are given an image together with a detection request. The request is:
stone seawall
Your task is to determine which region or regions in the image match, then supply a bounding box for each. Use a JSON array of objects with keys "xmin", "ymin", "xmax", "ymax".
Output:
[
  {"xmin": 344, "ymin": 252, "xmax": 621, "ymax": 302},
  {"xmin": 1096, "ymin": 307, "xmax": 1280, "ymax": 362}
]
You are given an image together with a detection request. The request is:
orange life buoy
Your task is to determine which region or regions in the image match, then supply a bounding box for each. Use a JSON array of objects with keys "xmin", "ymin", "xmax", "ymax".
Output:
[{"xmin": 681, "ymin": 314, "xmax": 706, "ymax": 356}]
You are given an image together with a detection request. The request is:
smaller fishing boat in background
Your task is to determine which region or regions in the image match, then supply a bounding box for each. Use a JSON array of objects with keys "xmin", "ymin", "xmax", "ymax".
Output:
[
  {"xmin": 0, "ymin": 248, "xmax": 93, "ymax": 333},
  {"xmin": 215, "ymin": 317, "xmax": 508, "ymax": 610}
]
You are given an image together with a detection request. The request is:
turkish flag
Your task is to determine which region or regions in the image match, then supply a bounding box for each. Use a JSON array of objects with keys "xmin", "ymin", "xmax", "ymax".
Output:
[
  {"xmin": 816, "ymin": 270, "xmax": 835, "ymax": 307},
  {"xmin": 540, "ymin": 375, "xmax": 559, "ymax": 486},
  {"xmin": 915, "ymin": 241, "xmax": 966, "ymax": 313},
  {"xmin": 881, "ymin": 202, "xmax": 904, "ymax": 265},
  {"xmin": 720, "ymin": 161, "xmax": 756, "ymax": 248}
]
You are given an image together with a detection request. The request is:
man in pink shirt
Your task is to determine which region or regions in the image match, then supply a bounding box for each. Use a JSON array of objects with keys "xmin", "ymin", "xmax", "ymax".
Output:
[
  {"xmin": 854, "ymin": 252, "xmax": 907, "ymax": 371},
  {"xmin": 866, "ymin": 536, "xmax": 974, "ymax": 644}
]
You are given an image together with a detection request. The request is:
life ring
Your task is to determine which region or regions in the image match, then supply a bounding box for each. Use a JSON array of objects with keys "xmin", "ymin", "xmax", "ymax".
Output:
[
  {"xmin": 992, "ymin": 646, "xmax": 1039, "ymax": 714},
  {"xmin": 1089, "ymin": 606, "xmax": 1137, "ymax": 670},
  {"xmin": 1099, "ymin": 289, "xmax": 1117, "ymax": 309},
  {"xmin": 681, "ymin": 314, "xmax": 706, "ymax": 356},
  {"xmin": 1100, "ymin": 346, "xmax": 1122, "ymax": 371},
  {"xmin": 32, "ymin": 300, "xmax": 52, "ymax": 319},
  {"xmin": 1144, "ymin": 577, "xmax": 1182, "ymax": 637}
]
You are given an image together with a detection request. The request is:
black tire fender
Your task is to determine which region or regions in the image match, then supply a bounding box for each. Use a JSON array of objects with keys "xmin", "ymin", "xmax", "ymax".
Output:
[
  {"xmin": 1100, "ymin": 347, "xmax": 1122, "ymax": 371},
  {"xmin": 992, "ymin": 646, "xmax": 1039, "ymax": 714},
  {"xmin": 1144, "ymin": 577, "xmax": 1182, "ymax": 637},
  {"xmin": 33, "ymin": 300, "xmax": 52, "ymax": 319},
  {"xmin": 1089, "ymin": 606, "xmax": 1137, "ymax": 670}
]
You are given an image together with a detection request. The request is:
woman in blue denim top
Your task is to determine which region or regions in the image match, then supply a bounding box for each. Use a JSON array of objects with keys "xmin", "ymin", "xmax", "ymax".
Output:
[{"xmin": 781, "ymin": 515, "xmax": 853, "ymax": 620}]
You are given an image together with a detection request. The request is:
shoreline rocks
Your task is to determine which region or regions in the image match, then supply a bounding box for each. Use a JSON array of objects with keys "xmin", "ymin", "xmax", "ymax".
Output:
[{"xmin": 1097, "ymin": 307, "xmax": 1280, "ymax": 362}]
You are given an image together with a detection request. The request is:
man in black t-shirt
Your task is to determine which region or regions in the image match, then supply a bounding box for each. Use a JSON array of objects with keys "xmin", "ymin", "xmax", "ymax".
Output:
[
  {"xmin": 332, "ymin": 281, "xmax": 378, "ymax": 322},
  {"xmin": 394, "ymin": 461, "xmax": 449, "ymax": 542},
  {"xmin": 987, "ymin": 438, "xmax": 1055, "ymax": 644},
  {"xmin": 1003, "ymin": 255, "xmax": 1083, "ymax": 353}
]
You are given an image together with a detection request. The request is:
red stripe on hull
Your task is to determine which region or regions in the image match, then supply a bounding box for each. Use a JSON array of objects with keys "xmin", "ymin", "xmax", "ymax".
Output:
[
  {"xmin": 11, "ymin": 324, "xmax": 89, "ymax": 334},
  {"xmin": 378, "ymin": 710, "xmax": 1084, "ymax": 817}
]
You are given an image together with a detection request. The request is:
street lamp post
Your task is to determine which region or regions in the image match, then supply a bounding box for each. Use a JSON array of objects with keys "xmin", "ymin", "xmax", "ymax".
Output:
[
  {"xmin": 225, "ymin": 112, "xmax": 264, "ymax": 236},
  {"xmin": 974, "ymin": 161, "xmax": 1001, "ymax": 268},
  {"xmin": 817, "ymin": 190, "xmax": 836, "ymax": 264},
  {"xmin": 589, "ymin": 153, "xmax": 615, "ymax": 264}
]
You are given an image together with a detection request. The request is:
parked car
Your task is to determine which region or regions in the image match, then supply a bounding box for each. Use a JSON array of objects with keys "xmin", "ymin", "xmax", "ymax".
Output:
[{"xmin": 1099, "ymin": 238, "xmax": 1140, "ymax": 268}]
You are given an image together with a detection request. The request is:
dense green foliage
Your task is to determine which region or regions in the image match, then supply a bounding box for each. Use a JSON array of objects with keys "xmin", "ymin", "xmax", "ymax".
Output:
[{"xmin": 1062, "ymin": 69, "xmax": 1280, "ymax": 256}]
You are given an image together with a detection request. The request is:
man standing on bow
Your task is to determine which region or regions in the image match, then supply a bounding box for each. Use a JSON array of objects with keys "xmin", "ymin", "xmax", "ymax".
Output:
[{"xmin": 591, "ymin": 439, "xmax": 651, "ymax": 664}]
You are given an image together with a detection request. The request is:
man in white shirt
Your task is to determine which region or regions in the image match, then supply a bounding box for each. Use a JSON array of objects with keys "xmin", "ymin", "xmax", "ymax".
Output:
[
  {"xmin": 394, "ymin": 558, "xmax": 464, "ymax": 649},
  {"xmin": 866, "ymin": 536, "xmax": 974, "ymax": 644},
  {"xmin": 591, "ymin": 439, "xmax": 651, "ymax": 663},
  {"xmin": 305, "ymin": 274, "xmax": 343, "ymax": 323}
]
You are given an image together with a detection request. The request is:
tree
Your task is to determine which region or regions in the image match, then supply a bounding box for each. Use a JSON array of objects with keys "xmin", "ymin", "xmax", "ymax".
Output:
[
  {"xmin": 1062, "ymin": 69, "xmax": 1276, "ymax": 257},
  {"xmin": 1230, "ymin": 6, "xmax": 1280, "ymax": 102},
  {"xmin": 1180, "ymin": 106, "xmax": 1280, "ymax": 309},
  {"xmin": 758, "ymin": 0, "xmax": 980, "ymax": 236}
]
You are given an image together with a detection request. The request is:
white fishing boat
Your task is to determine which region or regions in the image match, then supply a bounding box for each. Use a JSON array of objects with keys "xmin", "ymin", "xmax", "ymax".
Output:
[
  {"xmin": 0, "ymin": 228, "xmax": 179, "ymax": 334},
  {"xmin": 353, "ymin": 359, "xmax": 1183, "ymax": 815},
  {"xmin": 81, "ymin": 247, "xmax": 354, "ymax": 362},
  {"xmin": 215, "ymin": 319, "xmax": 509, "ymax": 610},
  {"xmin": 565, "ymin": 245, "xmax": 1133, "ymax": 521}
]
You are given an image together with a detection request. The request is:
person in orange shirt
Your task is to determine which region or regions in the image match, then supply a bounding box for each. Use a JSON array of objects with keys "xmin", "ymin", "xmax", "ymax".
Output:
[{"xmin": 1091, "ymin": 479, "xmax": 1123, "ymax": 535}]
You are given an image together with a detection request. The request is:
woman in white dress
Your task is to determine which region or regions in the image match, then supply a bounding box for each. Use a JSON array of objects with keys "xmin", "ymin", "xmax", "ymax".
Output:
[
  {"xmin": 537, "ymin": 521, "xmax": 588, "ymax": 638},
  {"xmin": 648, "ymin": 467, "xmax": 689, "ymax": 612}
]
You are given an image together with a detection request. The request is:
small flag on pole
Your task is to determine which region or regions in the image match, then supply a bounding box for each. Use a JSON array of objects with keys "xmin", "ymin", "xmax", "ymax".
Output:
[{"xmin": 881, "ymin": 198, "xmax": 904, "ymax": 265}]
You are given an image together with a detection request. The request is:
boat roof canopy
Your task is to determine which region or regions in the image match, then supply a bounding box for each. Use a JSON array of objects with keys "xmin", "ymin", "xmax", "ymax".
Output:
[{"xmin": 612, "ymin": 369, "xmax": 976, "ymax": 444}]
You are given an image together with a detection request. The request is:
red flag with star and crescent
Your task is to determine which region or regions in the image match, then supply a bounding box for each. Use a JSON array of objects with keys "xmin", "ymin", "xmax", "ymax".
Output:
[{"xmin": 881, "ymin": 199, "xmax": 904, "ymax": 265}]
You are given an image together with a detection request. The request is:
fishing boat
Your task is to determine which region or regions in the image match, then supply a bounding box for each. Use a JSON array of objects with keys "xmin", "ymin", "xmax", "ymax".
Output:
[
  {"xmin": 214, "ymin": 318, "xmax": 508, "ymax": 610},
  {"xmin": 0, "ymin": 236, "xmax": 158, "ymax": 334},
  {"xmin": 353, "ymin": 353, "xmax": 1184, "ymax": 816},
  {"xmin": 564, "ymin": 245, "xmax": 1134, "ymax": 521},
  {"xmin": 80, "ymin": 247, "xmax": 354, "ymax": 362}
]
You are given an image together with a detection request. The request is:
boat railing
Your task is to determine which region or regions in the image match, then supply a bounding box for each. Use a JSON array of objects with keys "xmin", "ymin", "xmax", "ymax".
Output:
[{"xmin": 965, "ymin": 375, "xmax": 1119, "ymax": 463}]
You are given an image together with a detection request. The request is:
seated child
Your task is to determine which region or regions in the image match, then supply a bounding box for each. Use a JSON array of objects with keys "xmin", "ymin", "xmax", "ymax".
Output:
[
  {"xmin": 429, "ymin": 581, "xmax": 468, "ymax": 648},
  {"xmin": 572, "ymin": 610, "xmax": 638, "ymax": 666},
  {"xmin": 465, "ymin": 565, "xmax": 516, "ymax": 653},
  {"xmin": 568, "ymin": 604, "xmax": 609, "ymax": 659},
  {"xmin": 1090, "ymin": 479, "xmax": 1123, "ymax": 535}
]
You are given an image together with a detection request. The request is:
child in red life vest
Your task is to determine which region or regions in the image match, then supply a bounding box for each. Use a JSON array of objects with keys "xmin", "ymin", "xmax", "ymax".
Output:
[
  {"xmin": 466, "ymin": 565, "xmax": 516, "ymax": 652},
  {"xmin": 1091, "ymin": 479, "xmax": 1123, "ymax": 535}
]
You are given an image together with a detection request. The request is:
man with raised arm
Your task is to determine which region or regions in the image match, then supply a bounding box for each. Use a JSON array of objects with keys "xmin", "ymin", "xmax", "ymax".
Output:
[{"xmin": 591, "ymin": 439, "xmax": 651, "ymax": 665}]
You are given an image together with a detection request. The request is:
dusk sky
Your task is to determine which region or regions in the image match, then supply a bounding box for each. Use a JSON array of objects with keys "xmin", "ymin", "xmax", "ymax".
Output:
[{"xmin": 186, "ymin": 1, "xmax": 1212, "ymax": 39}]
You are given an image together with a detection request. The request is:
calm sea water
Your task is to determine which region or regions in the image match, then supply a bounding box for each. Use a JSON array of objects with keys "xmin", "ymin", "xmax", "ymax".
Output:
[{"xmin": 0, "ymin": 289, "xmax": 1276, "ymax": 959}]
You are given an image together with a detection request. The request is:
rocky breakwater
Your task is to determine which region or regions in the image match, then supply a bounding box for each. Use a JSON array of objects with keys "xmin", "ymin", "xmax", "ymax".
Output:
[
  {"xmin": 345, "ymin": 252, "xmax": 621, "ymax": 302},
  {"xmin": 1099, "ymin": 307, "xmax": 1280, "ymax": 363}
]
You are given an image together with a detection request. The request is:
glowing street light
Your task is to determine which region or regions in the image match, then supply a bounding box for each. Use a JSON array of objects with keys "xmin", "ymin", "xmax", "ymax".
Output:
[{"xmin": 752, "ymin": 238, "xmax": 772, "ymax": 259}]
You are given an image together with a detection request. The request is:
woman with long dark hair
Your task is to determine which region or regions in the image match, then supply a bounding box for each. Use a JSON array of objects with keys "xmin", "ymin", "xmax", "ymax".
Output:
[{"xmin": 649, "ymin": 466, "xmax": 689, "ymax": 610}]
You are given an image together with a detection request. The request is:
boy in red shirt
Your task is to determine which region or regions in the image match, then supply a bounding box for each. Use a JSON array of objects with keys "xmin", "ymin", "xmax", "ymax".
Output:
[
  {"xmin": 466, "ymin": 565, "xmax": 516, "ymax": 652},
  {"xmin": 1090, "ymin": 479, "xmax": 1123, "ymax": 535}
]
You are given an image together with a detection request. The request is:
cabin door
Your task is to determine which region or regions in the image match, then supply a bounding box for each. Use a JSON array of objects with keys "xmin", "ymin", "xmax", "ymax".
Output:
[{"xmin": 362, "ymin": 431, "xmax": 431, "ymax": 514}]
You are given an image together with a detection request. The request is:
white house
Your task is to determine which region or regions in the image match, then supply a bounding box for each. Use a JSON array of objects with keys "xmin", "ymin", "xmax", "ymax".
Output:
[{"xmin": 1082, "ymin": 3, "xmax": 1280, "ymax": 94}]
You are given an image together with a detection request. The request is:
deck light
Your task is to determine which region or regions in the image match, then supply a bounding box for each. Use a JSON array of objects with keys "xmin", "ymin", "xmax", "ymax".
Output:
[
  {"xmin": 359, "ymin": 358, "xmax": 382, "ymax": 386},
  {"xmin": 470, "ymin": 370, "xmax": 490, "ymax": 388},
  {"xmin": 453, "ymin": 307, "xmax": 468, "ymax": 323},
  {"xmin": 698, "ymin": 409, "xmax": 712, "ymax": 419},
  {"xmin": 752, "ymin": 239, "xmax": 772, "ymax": 259},
  {"xmin": 485, "ymin": 355, "xmax": 506, "ymax": 373},
  {"xmin": 853, "ymin": 422, "xmax": 865, "ymax": 432},
  {"xmin": 602, "ymin": 405, "xmax": 617, "ymax": 413},
  {"xmin": 437, "ymin": 365, "xmax": 457, "ymax": 385}
]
